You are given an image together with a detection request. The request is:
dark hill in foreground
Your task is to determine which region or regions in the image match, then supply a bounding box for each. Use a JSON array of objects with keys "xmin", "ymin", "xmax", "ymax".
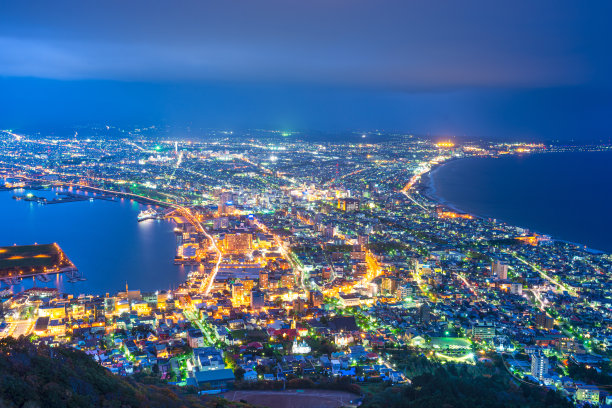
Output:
[{"xmin": 0, "ymin": 337, "xmax": 247, "ymax": 408}]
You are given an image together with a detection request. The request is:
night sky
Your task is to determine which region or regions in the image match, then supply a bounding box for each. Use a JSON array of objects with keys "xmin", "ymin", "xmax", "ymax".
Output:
[{"xmin": 1, "ymin": 0, "xmax": 611, "ymax": 140}]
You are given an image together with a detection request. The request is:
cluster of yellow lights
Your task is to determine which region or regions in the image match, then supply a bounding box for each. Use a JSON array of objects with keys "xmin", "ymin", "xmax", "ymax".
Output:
[
  {"xmin": 516, "ymin": 236, "xmax": 539, "ymax": 246},
  {"xmin": 439, "ymin": 211, "xmax": 473, "ymax": 220},
  {"xmin": 463, "ymin": 146, "xmax": 486, "ymax": 152},
  {"xmin": 436, "ymin": 141, "xmax": 455, "ymax": 148}
]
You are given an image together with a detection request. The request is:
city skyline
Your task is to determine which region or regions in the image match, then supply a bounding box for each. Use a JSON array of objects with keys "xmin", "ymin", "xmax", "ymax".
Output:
[
  {"xmin": 1, "ymin": 2, "xmax": 612, "ymax": 407},
  {"xmin": 1, "ymin": 131, "xmax": 610, "ymax": 407}
]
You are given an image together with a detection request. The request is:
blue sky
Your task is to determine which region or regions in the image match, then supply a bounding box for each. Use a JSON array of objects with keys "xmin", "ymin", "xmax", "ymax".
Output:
[{"xmin": 1, "ymin": 0, "xmax": 611, "ymax": 140}]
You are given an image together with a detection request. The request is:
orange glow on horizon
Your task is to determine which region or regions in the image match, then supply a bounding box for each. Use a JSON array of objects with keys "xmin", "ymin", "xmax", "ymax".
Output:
[
  {"xmin": 436, "ymin": 141, "xmax": 455, "ymax": 148},
  {"xmin": 438, "ymin": 210, "xmax": 473, "ymax": 219}
]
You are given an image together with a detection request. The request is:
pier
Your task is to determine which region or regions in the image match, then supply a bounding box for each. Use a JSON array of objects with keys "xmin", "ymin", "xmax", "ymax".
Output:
[
  {"xmin": 12, "ymin": 192, "xmax": 117, "ymax": 205},
  {"xmin": 0, "ymin": 243, "xmax": 82, "ymax": 284}
]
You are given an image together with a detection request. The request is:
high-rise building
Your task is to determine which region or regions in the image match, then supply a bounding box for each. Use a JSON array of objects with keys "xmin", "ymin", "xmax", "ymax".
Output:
[
  {"xmin": 259, "ymin": 271, "xmax": 268, "ymax": 290},
  {"xmin": 232, "ymin": 283, "xmax": 245, "ymax": 305},
  {"xmin": 293, "ymin": 297, "xmax": 307, "ymax": 313},
  {"xmin": 531, "ymin": 350, "xmax": 549, "ymax": 380},
  {"xmin": 213, "ymin": 217, "xmax": 230, "ymax": 230},
  {"xmin": 381, "ymin": 276, "xmax": 399, "ymax": 295},
  {"xmin": 104, "ymin": 296, "xmax": 116, "ymax": 314},
  {"xmin": 280, "ymin": 274, "xmax": 294, "ymax": 289},
  {"xmin": 218, "ymin": 192, "xmax": 234, "ymax": 214},
  {"xmin": 324, "ymin": 225, "xmax": 336, "ymax": 239},
  {"xmin": 418, "ymin": 303, "xmax": 431, "ymax": 323},
  {"xmin": 510, "ymin": 283, "xmax": 523, "ymax": 295},
  {"xmin": 357, "ymin": 234, "xmax": 369, "ymax": 247},
  {"xmin": 187, "ymin": 329, "xmax": 205, "ymax": 348},
  {"xmin": 251, "ymin": 290, "xmax": 265, "ymax": 309},
  {"xmin": 492, "ymin": 260, "xmax": 508, "ymax": 280},
  {"xmin": 156, "ymin": 291, "xmax": 168, "ymax": 310},
  {"xmin": 338, "ymin": 198, "xmax": 360, "ymax": 212},
  {"xmin": 241, "ymin": 279, "xmax": 255, "ymax": 292},
  {"xmin": 575, "ymin": 385, "xmax": 600, "ymax": 405},
  {"xmin": 219, "ymin": 191, "xmax": 233, "ymax": 204},
  {"xmin": 535, "ymin": 312, "xmax": 554, "ymax": 330},
  {"xmin": 397, "ymin": 284, "xmax": 414, "ymax": 300},
  {"xmin": 309, "ymin": 290, "xmax": 324, "ymax": 308}
]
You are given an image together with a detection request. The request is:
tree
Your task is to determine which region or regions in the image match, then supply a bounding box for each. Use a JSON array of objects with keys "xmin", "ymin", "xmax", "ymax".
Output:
[{"xmin": 234, "ymin": 367, "xmax": 246, "ymax": 381}]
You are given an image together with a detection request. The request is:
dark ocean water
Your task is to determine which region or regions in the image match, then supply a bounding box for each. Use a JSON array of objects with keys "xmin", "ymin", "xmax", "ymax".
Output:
[
  {"xmin": 0, "ymin": 186, "xmax": 187, "ymax": 295},
  {"xmin": 431, "ymin": 151, "xmax": 612, "ymax": 253}
]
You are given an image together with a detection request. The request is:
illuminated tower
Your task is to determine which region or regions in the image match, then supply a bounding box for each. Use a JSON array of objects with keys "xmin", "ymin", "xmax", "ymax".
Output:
[
  {"xmin": 492, "ymin": 260, "xmax": 508, "ymax": 280},
  {"xmin": 531, "ymin": 351, "xmax": 549, "ymax": 380},
  {"xmin": 232, "ymin": 283, "xmax": 245, "ymax": 306},
  {"xmin": 259, "ymin": 271, "xmax": 268, "ymax": 290}
]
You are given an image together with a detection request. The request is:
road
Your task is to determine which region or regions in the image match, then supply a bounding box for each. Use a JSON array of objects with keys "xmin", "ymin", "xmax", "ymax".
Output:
[
  {"xmin": 183, "ymin": 309, "xmax": 218, "ymax": 345},
  {"xmin": 21, "ymin": 176, "xmax": 180, "ymax": 208},
  {"xmin": 509, "ymin": 252, "xmax": 577, "ymax": 296},
  {"xmin": 174, "ymin": 207, "xmax": 223, "ymax": 295},
  {"xmin": 401, "ymin": 190, "xmax": 428, "ymax": 212},
  {"xmin": 253, "ymin": 218, "xmax": 306, "ymax": 290}
]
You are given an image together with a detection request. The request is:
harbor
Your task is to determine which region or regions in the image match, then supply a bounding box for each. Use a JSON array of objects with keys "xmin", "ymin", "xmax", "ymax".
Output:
[
  {"xmin": 13, "ymin": 191, "xmax": 118, "ymax": 205},
  {"xmin": 0, "ymin": 186, "xmax": 181, "ymax": 295},
  {"xmin": 0, "ymin": 243, "xmax": 84, "ymax": 285}
]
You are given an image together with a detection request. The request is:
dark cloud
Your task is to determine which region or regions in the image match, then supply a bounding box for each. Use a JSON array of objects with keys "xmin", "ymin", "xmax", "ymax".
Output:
[
  {"xmin": 1, "ymin": 0, "xmax": 610, "ymax": 88},
  {"xmin": 0, "ymin": 0, "xmax": 610, "ymax": 139}
]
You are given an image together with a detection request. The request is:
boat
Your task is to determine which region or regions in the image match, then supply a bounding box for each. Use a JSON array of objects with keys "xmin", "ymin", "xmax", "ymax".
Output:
[{"xmin": 137, "ymin": 208, "xmax": 158, "ymax": 221}]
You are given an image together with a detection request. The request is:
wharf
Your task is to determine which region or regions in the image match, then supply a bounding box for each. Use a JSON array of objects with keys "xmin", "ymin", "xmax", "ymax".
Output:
[
  {"xmin": 12, "ymin": 192, "xmax": 117, "ymax": 205},
  {"xmin": 0, "ymin": 243, "xmax": 83, "ymax": 283}
]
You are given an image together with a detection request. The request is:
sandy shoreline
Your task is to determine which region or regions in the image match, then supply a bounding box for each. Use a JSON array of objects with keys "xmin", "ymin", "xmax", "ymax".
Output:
[{"xmin": 416, "ymin": 157, "xmax": 474, "ymax": 216}]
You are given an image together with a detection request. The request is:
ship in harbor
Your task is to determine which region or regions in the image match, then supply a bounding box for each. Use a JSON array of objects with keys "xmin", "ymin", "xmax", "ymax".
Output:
[{"xmin": 137, "ymin": 208, "xmax": 159, "ymax": 222}]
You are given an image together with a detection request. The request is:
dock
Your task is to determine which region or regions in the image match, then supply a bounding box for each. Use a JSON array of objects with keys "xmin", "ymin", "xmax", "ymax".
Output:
[
  {"xmin": 0, "ymin": 243, "xmax": 82, "ymax": 284},
  {"xmin": 12, "ymin": 192, "xmax": 117, "ymax": 205}
]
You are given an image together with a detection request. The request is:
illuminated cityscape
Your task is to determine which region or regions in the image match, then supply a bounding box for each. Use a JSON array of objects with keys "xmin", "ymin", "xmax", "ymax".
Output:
[
  {"xmin": 1, "ymin": 1, "xmax": 612, "ymax": 407},
  {"xmin": 0, "ymin": 129, "xmax": 611, "ymax": 406}
]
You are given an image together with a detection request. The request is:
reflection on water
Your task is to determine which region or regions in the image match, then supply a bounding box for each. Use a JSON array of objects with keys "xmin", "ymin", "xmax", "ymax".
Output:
[{"xmin": 0, "ymin": 185, "xmax": 184, "ymax": 295}]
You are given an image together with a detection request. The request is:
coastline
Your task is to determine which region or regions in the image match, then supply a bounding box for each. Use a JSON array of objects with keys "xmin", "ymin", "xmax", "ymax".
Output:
[
  {"xmin": 416, "ymin": 157, "xmax": 474, "ymax": 216},
  {"xmin": 415, "ymin": 153, "xmax": 609, "ymax": 254},
  {"xmin": 0, "ymin": 187, "xmax": 183, "ymax": 295}
]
